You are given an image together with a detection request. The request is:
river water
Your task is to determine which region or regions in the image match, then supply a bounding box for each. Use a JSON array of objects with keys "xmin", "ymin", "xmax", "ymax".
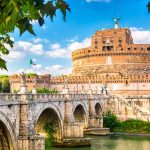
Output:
[{"xmin": 52, "ymin": 135, "xmax": 150, "ymax": 150}]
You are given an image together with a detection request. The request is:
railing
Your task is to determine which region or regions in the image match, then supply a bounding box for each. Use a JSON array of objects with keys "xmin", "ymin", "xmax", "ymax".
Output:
[
  {"xmin": 0, "ymin": 93, "xmax": 105, "ymax": 102},
  {"xmin": 111, "ymin": 94, "xmax": 150, "ymax": 121}
]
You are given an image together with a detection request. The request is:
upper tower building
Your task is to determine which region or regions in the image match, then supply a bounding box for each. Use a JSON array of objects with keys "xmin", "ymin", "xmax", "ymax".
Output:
[{"xmin": 72, "ymin": 20, "xmax": 150, "ymax": 76}]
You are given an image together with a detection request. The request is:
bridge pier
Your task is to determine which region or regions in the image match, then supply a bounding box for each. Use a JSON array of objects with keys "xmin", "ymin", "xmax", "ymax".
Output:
[
  {"xmin": 17, "ymin": 135, "xmax": 44, "ymax": 150},
  {"xmin": 88, "ymin": 116, "xmax": 103, "ymax": 128},
  {"xmin": 88, "ymin": 95, "xmax": 103, "ymax": 128},
  {"xmin": 17, "ymin": 95, "xmax": 45, "ymax": 150}
]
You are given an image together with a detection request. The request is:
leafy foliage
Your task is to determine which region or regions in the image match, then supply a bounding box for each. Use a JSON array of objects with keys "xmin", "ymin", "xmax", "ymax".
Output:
[
  {"xmin": 103, "ymin": 111, "xmax": 150, "ymax": 134},
  {"xmin": 115, "ymin": 119, "xmax": 150, "ymax": 134},
  {"xmin": 0, "ymin": 0, "xmax": 71, "ymax": 70},
  {"xmin": 26, "ymin": 73, "xmax": 38, "ymax": 77},
  {"xmin": 0, "ymin": 75, "xmax": 10, "ymax": 93},
  {"xmin": 103, "ymin": 111, "xmax": 120, "ymax": 132},
  {"xmin": 44, "ymin": 122, "xmax": 56, "ymax": 149},
  {"xmin": 147, "ymin": 2, "xmax": 150, "ymax": 13},
  {"xmin": 0, "ymin": 82, "xmax": 2, "ymax": 92},
  {"xmin": 37, "ymin": 88, "xmax": 59, "ymax": 94}
]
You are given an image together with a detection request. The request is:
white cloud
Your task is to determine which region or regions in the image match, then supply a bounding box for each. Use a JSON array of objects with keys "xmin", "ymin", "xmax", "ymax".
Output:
[
  {"xmin": 46, "ymin": 48, "xmax": 70, "ymax": 58},
  {"xmin": 45, "ymin": 65, "xmax": 72, "ymax": 75},
  {"xmin": 46, "ymin": 37, "xmax": 91, "ymax": 59},
  {"xmin": 51, "ymin": 43, "xmax": 61, "ymax": 50},
  {"xmin": 130, "ymin": 27, "xmax": 150, "ymax": 44},
  {"xmin": 15, "ymin": 64, "xmax": 71, "ymax": 76},
  {"xmin": 7, "ymin": 51, "xmax": 25, "ymax": 60},
  {"xmin": 14, "ymin": 41, "xmax": 44, "ymax": 55},
  {"xmin": 32, "ymin": 58, "xmax": 36, "ymax": 62},
  {"xmin": 2, "ymin": 51, "xmax": 25, "ymax": 62},
  {"xmin": 86, "ymin": 0, "xmax": 111, "ymax": 2},
  {"xmin": 65, "ymin": 36, "xmax": 79, "ymax": 43},
  {"xmin": 32, "ymin": 64, "xmax": 42, "ymax": 70},
  {"xmin": 67, "ymin": 38, "xmax": 91, "ymax": 51},
  {"xmin": 32, "ymin": 38, "xmax": 49, "ymax": 44}
]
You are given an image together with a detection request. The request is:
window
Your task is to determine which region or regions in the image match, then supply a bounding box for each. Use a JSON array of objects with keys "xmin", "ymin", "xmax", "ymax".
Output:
[
  {"xmin": 118, "ymin": 37, "xmax": 122, "ymax": 43},
  {"xmin": 128, "ymin": 48, "xmax": 130, "ymax": 50},
  {"xmin": 95, "ymin": 39, "xmax": 98, "ymax": 43},
  {"xmin": 147, "ymin": 47, "xmax": 150, "ymax": 51}
]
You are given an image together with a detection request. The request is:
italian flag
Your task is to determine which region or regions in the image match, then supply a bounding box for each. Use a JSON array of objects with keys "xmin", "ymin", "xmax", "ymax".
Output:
[{"xmin": 30, "ymin": 59, "xmax": 36, "ymax": 65}]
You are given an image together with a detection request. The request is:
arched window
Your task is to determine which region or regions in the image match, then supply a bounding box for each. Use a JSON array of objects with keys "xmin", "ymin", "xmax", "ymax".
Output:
[{"xmin": 147, "ymin": 47, "xmax": 150, "ymax": 51}]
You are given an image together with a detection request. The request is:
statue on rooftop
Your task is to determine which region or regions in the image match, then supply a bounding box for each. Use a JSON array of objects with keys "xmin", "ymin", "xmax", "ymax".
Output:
[{"xmin": 113, "ymin": 18, "xmax": 120, "ymax": 29}]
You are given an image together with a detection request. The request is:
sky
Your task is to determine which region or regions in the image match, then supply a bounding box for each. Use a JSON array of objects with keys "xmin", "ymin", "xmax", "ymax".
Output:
[{"xmin": 1, "ymin": 0, "xmax": 150, "ymax": 76}]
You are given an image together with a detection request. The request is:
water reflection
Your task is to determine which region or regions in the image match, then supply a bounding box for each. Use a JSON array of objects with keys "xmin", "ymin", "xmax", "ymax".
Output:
[{"xmin": 52, "ymin": 135, "xmax": 150, "ymax": 150}]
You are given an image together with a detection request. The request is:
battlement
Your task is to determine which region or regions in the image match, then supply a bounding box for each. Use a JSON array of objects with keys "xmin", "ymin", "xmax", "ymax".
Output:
[{"xmin": 51, "ymin": 73, "xmax": 150, "ymax": 84}]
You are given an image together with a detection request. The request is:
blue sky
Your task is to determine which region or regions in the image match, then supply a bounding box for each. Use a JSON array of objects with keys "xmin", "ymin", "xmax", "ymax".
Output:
[{"xmin": 2, "ymin": 0, "xmax": 150, "ymax": 75}]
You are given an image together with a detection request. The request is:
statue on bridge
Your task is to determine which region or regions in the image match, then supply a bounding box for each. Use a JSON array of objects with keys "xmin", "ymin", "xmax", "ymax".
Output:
[
  {"xmin": 20, "ymin": 72, "xmax": 26, "ymax": 85},
  {"xmin": 18, "ymin": 72, "xmax": 28, "ymax": 94}
]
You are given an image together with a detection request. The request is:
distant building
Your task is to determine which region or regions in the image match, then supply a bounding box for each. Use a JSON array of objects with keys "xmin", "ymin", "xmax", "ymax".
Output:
[{"xmin": 10, "ymin": 20, "xmax": 150, "ymax": 95}]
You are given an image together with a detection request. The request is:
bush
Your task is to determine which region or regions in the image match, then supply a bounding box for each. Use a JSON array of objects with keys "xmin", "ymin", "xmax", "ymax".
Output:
[
  {"xmin": 26, "ymin": 73, "xmax": 38, "ymax": 77},
  {"xmin": 44, "ymin": 122, "xmax": 56, "ymax": 150},
  {"xmin": 103, "ymin": 111, "xmax": 120, "ymax": 132},
  {"xmin": 115, "ymin": 119, "xmax": 150, "ymax": 134},
  {"xmin": 37, "ymin": 88, "xmax": 59, "ymax": 94}
]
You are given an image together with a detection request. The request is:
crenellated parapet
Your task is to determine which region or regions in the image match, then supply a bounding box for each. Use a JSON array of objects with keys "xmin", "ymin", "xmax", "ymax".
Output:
[{"xmin": 51, "ymin": 73, "xmax": 150, "ymax": 84}]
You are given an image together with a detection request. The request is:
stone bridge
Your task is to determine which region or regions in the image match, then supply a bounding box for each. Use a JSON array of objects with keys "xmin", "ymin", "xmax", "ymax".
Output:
[
  {"xmin": 1, "ymin": 93, "xmax": 150, "ymax": 150},
  {"xmin": 0, "ymin": 93, "xmax": 108, "ymax": 150}
]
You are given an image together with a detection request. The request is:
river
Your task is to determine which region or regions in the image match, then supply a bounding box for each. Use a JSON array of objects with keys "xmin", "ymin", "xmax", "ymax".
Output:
[{"xmin": 52, "ymin": 135, "xmax": 150, "ymax": 150}]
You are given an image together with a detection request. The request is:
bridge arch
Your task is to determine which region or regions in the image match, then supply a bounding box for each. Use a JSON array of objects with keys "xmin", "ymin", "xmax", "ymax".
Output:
[
  {"xmin": 73, "ymin": 102, "xmax": 88, "ymax": 128},
  {"xmin": 0, "ymin": 112, "xmax": 16, "ymax": 150},
  {"xmin": 95, "ymin": 102, "xmax": 103, "ymax": 116},
  {"xmin": 35, "ymin": 104, "xmax": 63, "ymax": 140}
]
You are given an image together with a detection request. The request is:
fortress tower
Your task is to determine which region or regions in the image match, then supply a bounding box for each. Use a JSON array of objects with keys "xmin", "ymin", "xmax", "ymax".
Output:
[{"xmin": 72, "ymin": 19, "xmax": 150, "ymax": 76}]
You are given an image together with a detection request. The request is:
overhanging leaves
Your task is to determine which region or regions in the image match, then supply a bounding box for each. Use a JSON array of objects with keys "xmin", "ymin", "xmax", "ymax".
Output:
[
  {"xmin": 0, "ymin": 0, "xmax": 71, "ymax": 70},
  {"xmin": 0, "ymin": 58, "xmax": 7, "ymax": 70}
]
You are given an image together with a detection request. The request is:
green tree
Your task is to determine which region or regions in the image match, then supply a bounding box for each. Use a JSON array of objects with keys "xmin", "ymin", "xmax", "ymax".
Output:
[
  {"xmin": 0, "ymin": 75, "xmax": 10, "ymax": 93},
  {"xmin": 37, "ymin": 88, "xmax": 59, "ymax": 94},
  {"xmin": 0, "ymin": 82, "xmax": 2, "ymax": 93},
  {"xmin": 0, "ymin": 0, "xmax": 70, "ymax": 70},
  {"xmin": 103, "ymin": 111, "xmax": 120, "ymax": 132},
  {"xmin": 1, "ymin": 78, "xmax": 10, "ymax": 93}
]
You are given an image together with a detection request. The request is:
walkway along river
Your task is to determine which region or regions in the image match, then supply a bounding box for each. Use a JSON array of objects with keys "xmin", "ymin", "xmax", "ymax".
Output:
[{"xmin": 52, "ymin": 135, "xmax": 150, "ymax": 150}]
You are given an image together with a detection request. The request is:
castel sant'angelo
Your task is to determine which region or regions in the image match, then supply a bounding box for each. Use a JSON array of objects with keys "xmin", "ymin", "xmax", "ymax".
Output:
[{"xmin": 10, "ymin": 19, "xmax": 150, "ymax": 95}]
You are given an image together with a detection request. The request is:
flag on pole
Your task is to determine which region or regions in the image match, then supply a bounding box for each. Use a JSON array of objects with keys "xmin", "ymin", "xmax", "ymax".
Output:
[{"xmin": 30, "ymin": 59, "xmax": 36, "ymax": 65}]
